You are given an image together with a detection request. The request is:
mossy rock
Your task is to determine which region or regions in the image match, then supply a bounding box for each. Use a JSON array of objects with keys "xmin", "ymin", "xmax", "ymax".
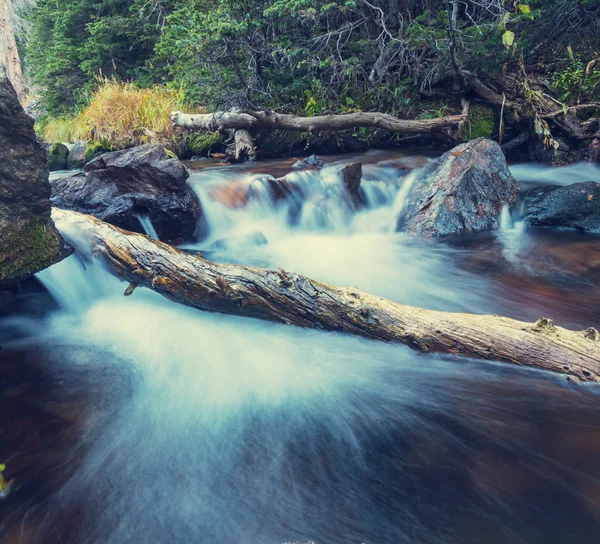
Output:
[
  {"xmin": 47, "ymin": 143, "xmax": 69, "ymax": 171},
  {"xmin": 0, "ymin": 220, "xmax": 71, "ymax": 284},
  {"xmin": 185, "ymin": 131, "xmax": 223, "ymax": 157},
  {"xmin": 465, "ymin": 104, "xmax": 497, "ymax": 141},
  {"xmin": 85, "ymin": 141, "xmax": 109, "ymax": 162}
]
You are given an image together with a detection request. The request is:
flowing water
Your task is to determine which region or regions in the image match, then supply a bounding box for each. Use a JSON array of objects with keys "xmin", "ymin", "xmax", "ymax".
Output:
[{"xmin": 2, "ymin": 151, "xmax": 600, "ymax": 543}]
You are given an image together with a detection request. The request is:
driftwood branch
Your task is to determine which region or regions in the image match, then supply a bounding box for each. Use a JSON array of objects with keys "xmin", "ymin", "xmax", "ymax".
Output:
[
  {"xmin": 53, "ymin": 209, "xmax": 600, "ymax": 383},
  {"xmin": 172, "ymin": 110, "xmax": 467, "ymax": 135},
  {"xmin": 540, "ymin": 103, "xmax": 600, "ymax": 119}
]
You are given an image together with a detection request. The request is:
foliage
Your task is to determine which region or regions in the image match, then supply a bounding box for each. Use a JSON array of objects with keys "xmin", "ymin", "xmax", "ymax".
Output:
[
  {"xmin": 551, "ymin": 55, "xmax": 600, "ymax": 103},
  {"xmin": 466, "ymin": 105, "xmax": 497, "ymax": 140},
  {"xmin": 40, "ymin": 80, "xmax": 202, "ymax": 155},
  {"xmin": 22, "ymin": 0, "xmax": 600, "ymax": 147},
  {"xmin": 26, "ymin": 0, "xmax": 176, "ymax": 114}
]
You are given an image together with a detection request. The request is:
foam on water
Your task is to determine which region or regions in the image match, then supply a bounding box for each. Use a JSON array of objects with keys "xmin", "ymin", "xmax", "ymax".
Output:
[
  {"xmin": 510, "ymin": 161, "xmax": 600, "ymax": 186},
  {"xmin": 21, "ymin": 153, "xmax": 600, "ymax": 543}
]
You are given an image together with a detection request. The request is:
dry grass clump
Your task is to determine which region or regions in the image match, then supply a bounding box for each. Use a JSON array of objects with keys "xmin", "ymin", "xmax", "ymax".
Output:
[{"xmin": 43, "ymin": 80, "xmax": 205, "ymax": 155}]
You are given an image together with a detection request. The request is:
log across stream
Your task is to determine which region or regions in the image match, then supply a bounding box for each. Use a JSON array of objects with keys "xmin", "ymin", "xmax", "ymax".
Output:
[{"xmin": 53, "ymin": 208, "xmax": 600, "ymax": 382}]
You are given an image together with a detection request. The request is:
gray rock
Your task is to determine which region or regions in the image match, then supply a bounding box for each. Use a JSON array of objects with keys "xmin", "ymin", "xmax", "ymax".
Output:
[
  {"xmin": 67, "ymin": 141, "xmax": 87, "ymax": 169},
  {"xmin": 397, "ymin": 138, "xmax": 519, "ymax": 237},
  {"xmin": 47, "ymin": 142, "xmax": 69, "ymax": 171},
  {"xmin": 51, "ymin": 144, "xmax": 202, "ymax": 243},
  {"xmin": 304, "ymin": 154, "xmax": 324, "ymax": 168},
  {"xmin": 0, "ymin": 70, "xmax": 71, "ymax": 285},
  {"xmin": 525, "ymin": 181, "xmax": 600, "ymax": 232}
]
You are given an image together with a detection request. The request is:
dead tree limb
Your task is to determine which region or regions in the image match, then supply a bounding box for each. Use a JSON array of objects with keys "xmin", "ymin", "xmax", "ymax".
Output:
[
  {"xmin": 171, "ymin": 110, "xmax": 467, "ymax": 135},
  {"xmin": 53, "ymin": 208, "xmax": 600, "ymax": 383}
]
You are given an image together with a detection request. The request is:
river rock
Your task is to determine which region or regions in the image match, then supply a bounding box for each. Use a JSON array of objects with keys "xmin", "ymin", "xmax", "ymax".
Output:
[
  {"xmin": 397, "ymin": 138, "xmax": 519, "ymax": 237},
  {"xmin": 340, "ymin": 161, "xmax": 363, "ymax": 207},
  {"xmin": 66, "ymin": 141, "xmax": 87, "ymax": 169},
  {"xmin": 50, "ymin": 144, "xmax": 202, "ymax": 242},
  {"xmin": 525, "ymin": 181, "xmax": 600, "ymax": 232},
  {"xmin": 0, "ymin": 70, "xmax": 72, "ymax": 285},
  {"xmin": 47, "ymin": 143, "xmax": 69, "ymax": 171}
]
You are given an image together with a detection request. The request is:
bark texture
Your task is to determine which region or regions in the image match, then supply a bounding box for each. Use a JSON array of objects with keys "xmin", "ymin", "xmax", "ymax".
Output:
[
  {"xmin": 53, "ymin": 208, "xmax": 600, "ymax": 383},
  {"xmin": 172, "ymin": 110, "xmax": 466, "ymax": 135}
]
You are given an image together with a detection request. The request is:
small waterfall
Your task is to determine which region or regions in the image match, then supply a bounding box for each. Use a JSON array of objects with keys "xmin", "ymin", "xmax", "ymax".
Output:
[
  {"xmin": 388, "ymin": 168, "xmax": 422, "ymax": 232},
  {"xmin": 136, "ymin": 214, "xmax": 159, "ymax": 239},
  {"xmin": 500, "ymin": 205, "xmax": 513, "ymax": 231}
]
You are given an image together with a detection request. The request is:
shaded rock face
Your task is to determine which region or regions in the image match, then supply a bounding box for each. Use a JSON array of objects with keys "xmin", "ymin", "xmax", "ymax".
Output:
[
  {"xmin": 397, "ymin": 138, "xmax": 519, "ymax": 237},
  {"xmin": 67, "ymin": 141, "xmax": 87, "ymax": 170},
  {"xmin": 50, "ymin": 144, "xmax": 201, "ymax": 242},
  {"xmin": 525, "ymin": 181, "xmax": 600, "ymax": 232},
  {"xmin": 339, "ymin": 161, "xmax": 363, "ymax": 207},
  {"xmin": 0, "ymin": 72, "xmax": 72, "ymax": 285}
]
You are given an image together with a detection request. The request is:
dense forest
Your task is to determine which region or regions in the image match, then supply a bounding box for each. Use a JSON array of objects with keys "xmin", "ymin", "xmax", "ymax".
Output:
[{"xmin": 2, "ymin": 0, "xmax": 598, "ymax": 158}]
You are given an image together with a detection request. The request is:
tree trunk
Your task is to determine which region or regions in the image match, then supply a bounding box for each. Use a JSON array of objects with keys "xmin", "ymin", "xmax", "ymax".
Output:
[
  {"xmin": 0, "ymin": 0, "xmax": 26, "ymax": 100},
  {"xmin": 172, "ymin": 109, "xmax": 467, "ymax": 136},
  {"xmin": 53, "ymin": 208, "xmax": 600, "ymax": 383}
]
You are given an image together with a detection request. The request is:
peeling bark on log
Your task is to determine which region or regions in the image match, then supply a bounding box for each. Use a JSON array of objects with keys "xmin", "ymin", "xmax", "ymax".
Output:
[
  {"xmin": 172, "ymin": 110, "xmax": 467, "ymax": 136},
  {"xmin": 53, "ymin": 208, "xmax": 600, "ymax": 383},
  {"xmin": 234, "ymin": 129, "xmax": 256, "ymax": 161}
]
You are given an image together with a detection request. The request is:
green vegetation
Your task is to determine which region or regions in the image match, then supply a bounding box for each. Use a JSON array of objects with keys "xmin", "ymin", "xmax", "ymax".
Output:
[
  {"xmin": 47, "ymin": 142, "xmax": 69, "ymax": 170},
  {"xmin": 466, "ymin": 105, "xmax": 497, "ymax": 140},
  {"xmin": 41, "ymin": 80, "xmax": 203, "ymax": 155},
  {"xmin": 0, "ymin": 220, "xmax": 62, "ymax": 283},
  {"xmin": 20, "ymin": 0, "xmax": 600, "ymax": 152}
]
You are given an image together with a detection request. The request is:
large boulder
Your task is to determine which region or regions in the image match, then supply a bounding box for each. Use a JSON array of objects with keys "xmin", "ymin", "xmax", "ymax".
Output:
[
  {"xmin": 0, "ymin": 70, "xmax": 71, "ymax": 285},
  {"xmin": 525, "ymin": 181, "xmax": 600, "ymax": 232},
  {"xmin": 397, "ymin": 138, "xmax": 519, "ymax": 237},
  {"xmin": 50, "ymin": 144, "xmax": 202, "ymax": 242},
  {"xmin": 66, "ymin": 141, "xmax": 87, "ymax": 169}
]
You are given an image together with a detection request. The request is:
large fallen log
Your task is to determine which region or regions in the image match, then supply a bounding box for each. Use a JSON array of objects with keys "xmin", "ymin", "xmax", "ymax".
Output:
[
  {"xmin": 171, "ymin": 110, "xmax": 466, "ymax": 135},
  {"xmin": 53, "ymin": 208, "xmax": 600, "ymax": 383}
]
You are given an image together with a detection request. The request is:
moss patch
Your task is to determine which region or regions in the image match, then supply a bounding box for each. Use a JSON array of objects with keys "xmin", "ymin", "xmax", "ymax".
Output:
[
  {"xmin": 85, "ymin": 141, "xmax": 109, "ymax": 162},
  {"xmin": 466, "ymin": 104, "xmax": 497, "ymax": 141},
  {"xmin": 0, "ymin": 220, "xmax": 64, "ymax": 283},
  {"xmin": 47, "ymin": 143, "xmax": 69, "ymax": 171},
  {"xmin": 185, "ymin": 131, "xmax": 223, "ymax": 157}
]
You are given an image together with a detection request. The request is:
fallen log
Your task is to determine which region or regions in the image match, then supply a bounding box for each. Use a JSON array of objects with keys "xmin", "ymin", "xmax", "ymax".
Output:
[
  {"xmin": 53, "ymin": 208, "xmax": 600, "ymax": 383},
  {"xmin": 171, "ymin": 110, "xmax": 467, "ymax": 135}
]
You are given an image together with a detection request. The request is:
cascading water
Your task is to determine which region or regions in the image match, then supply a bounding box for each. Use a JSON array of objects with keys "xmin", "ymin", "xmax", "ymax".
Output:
[
  {"xmin": 3, "ymin": 151, "xmax": 600, "ymax": 544},
  {"xmin": 135, "ymin": 214, "xmax": 159, "ymax": 239}
]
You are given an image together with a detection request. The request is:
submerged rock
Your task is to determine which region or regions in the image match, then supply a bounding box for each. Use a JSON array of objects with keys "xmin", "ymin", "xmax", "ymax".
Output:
[
  {"xmin": 209, "ymin": 231, "xmax": 269, "ymax": 252},
  {"xmin": 50, "ymin": 144, "xmax": 202, "ymax": 243},
  {"xmin": 47, "ymin": 142, "xmax": 69, "ymax": 171},
  {"xmin": 397, "ymin": 138, "xmax": 519, "ymax": 237},
  {"xmin": 525, "ymin": 181, "xmax": 600, "ymax": 232},
  {"xmin": 0, "ymin": 70, "xmax": 71, "ymax": 285},
  {"xmin": 304, "ymin": 154, "xmax": 324, "ymax": 168}
]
